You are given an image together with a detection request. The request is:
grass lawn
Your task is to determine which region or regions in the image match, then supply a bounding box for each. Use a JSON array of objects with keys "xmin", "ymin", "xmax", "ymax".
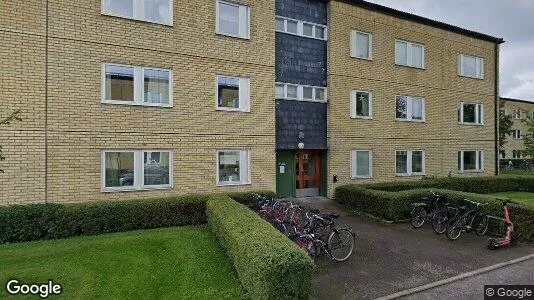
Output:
[
  {"xmin": 490, "ymin": 191, "xmax": 534, "ymax": 209},
  {"xmin": 0, "ymin": 226, "xmax": 242, "ymax": 299},
  {"xmin": 500, "ymin": 170, "xmax": 534, "ymax": 177}
]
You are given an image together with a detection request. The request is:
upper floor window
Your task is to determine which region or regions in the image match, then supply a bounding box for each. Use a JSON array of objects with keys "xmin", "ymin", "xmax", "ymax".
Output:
[
  {"xmin": 216, "ymin": 75, "xmax": 250, "ymax": 112},
  {"xmin": 102, "ymin": 0, "xmax": 173, "ymax": 26},
  {"xmin": 513, "ymin": 108, "xmax": 522, "ymax": 119},
  {"xmin": 396, "ymin": 95, "xmax": 424, "ymax": 122},
  {"xmin": 396, "ymin": 150, "xmax": 425, "ymax": 176},
  {"xmin": 513, "ymin": 129, "xmax": 522, "ymax": 140},
  {"xmin": 275, "ymin": 83, "xmax": 327, "ymax": 102},
  {"xmin": 458, "ymin": 150, "xmax": 484, "ymax": 172},
  {"xmin": 351, "ymin": 150, "xmax": 372, "ymax": 178},
  {"xmin": 102, "ymin": 63, "xmax": 173, "ymax": 107},
  {"xmin": 216, "ymin": 0, "xmax": 250, "ymax": 39},
  {"xmin": 458, "ymin": 54, "xmax": 484, "ymax": 79},
  {"xmin": 458, "ymin": 102, "xmax": 483, "ymax": 125},
  {"xmin": 102, "ymin": 150, "xmax": 172, "ymax": 192},
  {"xmin": 350, "ymin": 31, "xmax": 372, "ymax": 60},
  {"xmin": 275, "ymin": 16, "xmax": 327, "ymax": 40},
  {"xmin": 217, "ymin": 150, "xmax": 250, "ymax": 185},
  {"xmin": 350, "ymin": 90, "xmax": 372, "ymax": 119},
  {"xmin": 395, "ymin": 40, "xmax": 424, "ymax": 69}
]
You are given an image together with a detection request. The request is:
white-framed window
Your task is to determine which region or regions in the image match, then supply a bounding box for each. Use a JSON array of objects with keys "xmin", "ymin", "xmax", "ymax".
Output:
[
  {"xmin": 458, "ymin": 102, "xmax": 483, "ymax": 125},
  {"xmin": 275, "ymin": 82, "xmax": 327, "ymax": 102},
  {"xmin": 101, "ymin": 63, "xmax": 173, "ymax": 107},
  {"xmin": 102, "ymin": 150, "xmax": 173, "ymax": 192},
  {"xmin": 350, "ymin": 90, "xmax": 372, "ymax": 118},
  {"xmin": 101, "ymin": 0, "xmax": 173, "ymax": 26},
  {"xmin": 216, "ymin": 0, "xmax": 250, "ymax": 39},
  {"xmin": 275, "ymin": 16, "xmax": 327, "ymax": 40},
  {"xmin": 513, "ymin": 129, "xmax": 522, "ymax": 140},
  {"xmin": 216, "ymin": 150, "xmax": 250, "ymax": 185},
  {"xmin": 512, "ymin": 150, "xmax": 522, "ymax": 159},
  {"xmin": 350, "ymin": 30, "xmax": 372, "ymax": 60},
  {"xmin": 500, "ymin": 150, "xmax": 506, "ymax": 159},
  {"xmin": 216, "ymin": 75, "xmax": 250, "ymax": 112},
  {"xmin": 395, "ymin": 40, "xmax": 424, "ymax": 69},
  {"xmin": 396, "ymin": 150, "xmax": 425, "ymax": 176},
  {"xmin": 458, "ymin": 150, "xmax": 484, "ymax": 172},
  {"xmin": 395, "ymin": 95, "xmax": 425, "ymax": 122},
  {"xmin": 458, "ymin": 54, "xmax": 484, "ymax": 79},
  {"xmin": 513, "ymin": 108, "xmax": 522, "ymax": 119},
  {"xmin": 351, "ymin": 150, "xmax": 372, "ymax": 178}
]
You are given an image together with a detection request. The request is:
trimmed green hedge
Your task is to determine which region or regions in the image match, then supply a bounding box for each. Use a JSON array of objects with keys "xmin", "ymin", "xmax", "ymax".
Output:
[
  {"xmin": 0, "ymin": 195, "xmax": 208, "ymax": 244},
  {"xmin": 361, "ymin": 176, "xmax": 534, "ymax": 194},
  {"xmin": 226, "ymin": 190, "xmax": 277, "ymax": 206},
  {"xmin": 335, "ymin": 185, "xmax": 534, "ymax": 242},
  {"xmin": 207, "ymin": 195, "xmax": 314, "ymax": 300}
]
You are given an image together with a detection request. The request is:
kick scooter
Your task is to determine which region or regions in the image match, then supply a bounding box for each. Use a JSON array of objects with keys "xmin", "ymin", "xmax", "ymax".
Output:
[{"xmin": 487, "ymin": 199, "xmax": 519, "ymax": 250}]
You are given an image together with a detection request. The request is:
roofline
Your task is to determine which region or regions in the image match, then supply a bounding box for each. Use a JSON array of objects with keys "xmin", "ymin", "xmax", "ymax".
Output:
[
  {"xmin": 333, "ymin": 0, "xmax": 505, "ymax": 44},
  {"xmin": 501, "ymin": 97, "xmax": 534, "ymax": 104}
]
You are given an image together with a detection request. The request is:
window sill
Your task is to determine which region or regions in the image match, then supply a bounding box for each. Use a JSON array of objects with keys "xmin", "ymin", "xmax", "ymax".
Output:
[
  {"xmin": 458, "ymin": 170, "xmax": 484, "ymax": 174},
  {"xmin": 396, "ymin": 173, "xmax": 425, "ymax": 177},
  {"xmin": 101, "ymin": 12, "xmax": 173, "ymax": 27},
  {"xmin": 395, "ymin": 118, "xmax": 425, "ymax": 123},
  {"xmin": 216, "ymin": 182, "xmax": 252, "ymax": 187},
  {"xmin": 351, "ymin": 116, "xmax": 373, "ymax": 120},
  {"xmin": 351, "ymin": 56, "xmax": 372, "ymax": 61},
  {"xmin": 275, "ymin": 30, "xmax": 327, "ymax": 41},
  {"xmin": 216, "ymin": 32, "xmax": 250, "ymax": 40},
  {"xmin": 216, "ymin": 107, "xmax": 248, "ymax": 113},
  {"xmin": 458, "ymin": 74, "xmax": 484, "ymax": 80},
  {"xmin": 102, "ymin": 185, "xmax": 173, "ymax": 193},
  {"xmin": 102, "ymin": 100, "xmax": 173, "ymax": 108},
  {"xmin": 395, "ymin": 64, "xmax": 425, "ymax": 70},
  {"xmin": 351, "ymin": 176, "xmax": 373, "ymax": 179},
  {"xmin": 458, "ymin": 122, "xmax": 484, "ymax": 126}
]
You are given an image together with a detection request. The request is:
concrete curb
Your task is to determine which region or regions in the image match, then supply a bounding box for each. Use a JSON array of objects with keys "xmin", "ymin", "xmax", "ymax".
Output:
[{"xmin": 375, "ymin": 253, "xmax": 534, "ymax": 300}]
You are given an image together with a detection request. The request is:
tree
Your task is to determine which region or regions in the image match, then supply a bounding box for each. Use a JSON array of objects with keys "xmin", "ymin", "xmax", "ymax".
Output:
[
  {"xmin": 0, "ymin": 110, "xmax": 22, "ymax": 173},
  {"xmin": 499, "ymin": 99, "xmax": 514, "ymax": 151},
  {"xmin": 522, "ymin": 116, "xmax": 534, "ymax": 159}
]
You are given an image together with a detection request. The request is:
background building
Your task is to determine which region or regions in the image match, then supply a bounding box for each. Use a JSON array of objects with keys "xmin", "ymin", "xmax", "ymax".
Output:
[
  {"xmin": 0, "ymin": 0, "xmax": 502, "ymax": 204},
  {"xmin": 501, "ymin": 97, "xmax": 534, "ymax": 160}
]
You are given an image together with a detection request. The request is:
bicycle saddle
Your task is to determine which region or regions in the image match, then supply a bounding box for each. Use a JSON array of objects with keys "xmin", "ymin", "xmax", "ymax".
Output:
[{"xmin": 458, "ymin": 206, "xmax": 466, "ymax": 210}]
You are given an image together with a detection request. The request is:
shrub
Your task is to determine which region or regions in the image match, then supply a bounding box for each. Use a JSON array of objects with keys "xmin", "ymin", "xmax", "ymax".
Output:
[
  {"xmin": 334, "ymin": 185, "xmax": 534, "ymax": 242},
  {"xmin": 207, "ymin": 195, "xmax": 314, "ymax": 300},
  {"xmin": 226, "ymin": 190, "xmax": 277, "ymax": 206},
  {"xmin": 0, "ymin": 195, "xmax": 208, "ymax": 244}
]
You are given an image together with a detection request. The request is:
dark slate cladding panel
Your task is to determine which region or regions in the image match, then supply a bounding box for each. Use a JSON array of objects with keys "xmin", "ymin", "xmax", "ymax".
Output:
[
  {"xmin": 276, "ymin": 100, "xmax": 327, "ymax": 150},
  {"xmin": 276, "ymin": 0, "xmax": 327, "ymax": 25},
  {"xmin": 276, "ymin": 33, "xmax": 327, "ymax": 87}
]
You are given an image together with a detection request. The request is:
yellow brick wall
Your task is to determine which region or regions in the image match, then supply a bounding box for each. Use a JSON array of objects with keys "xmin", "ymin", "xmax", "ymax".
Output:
[
  {"xmin": 502, "ymin": 100, "xmax": 534, "ymax": 158},
  {"xmin": 0, "ymin": 0, "xmax": 276, "ymax": 204},
  {"xmin": 327, "ymin": 1, "xmax": 497, "ymax": 197}
]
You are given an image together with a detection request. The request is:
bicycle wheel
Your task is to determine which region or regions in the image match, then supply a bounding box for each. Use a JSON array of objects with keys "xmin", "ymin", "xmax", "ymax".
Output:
[
  {"xmin": 446, "ymin": 217, "xmax": 463, "ymax": 240},
  {"xmin": 294, "ymin": 235, "xmax": 319, "ymax": 260},
  {"xmin": 432, "ymin": 209, "xmax": 448, "ymax": 234},
  {"xmin": 327, "ymin": 228, "xmax": 354, "ymax": 262},
  {"xmin": 410, "ymin": 206, "xmax": 426, "ymax": 228},
  {"xmin": 311, "ymin": 218, "xmax": 328, "ymax": 238},
  {"xmin": 473, "ymin": 214, "xmax": 489, "ymax": 236}
]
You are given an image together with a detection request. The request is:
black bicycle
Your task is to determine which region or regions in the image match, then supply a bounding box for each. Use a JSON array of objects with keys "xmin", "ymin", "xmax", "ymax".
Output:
[
  {"xmin": 410, "ymin": 191, "xmax": 453, "ymax": 234},
  {"xmin": 446, "ymin": 199, "xmax": 489, "ymax": 240}
]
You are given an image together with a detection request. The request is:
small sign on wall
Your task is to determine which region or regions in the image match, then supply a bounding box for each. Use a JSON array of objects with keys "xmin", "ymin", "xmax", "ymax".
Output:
[{"xmin": 278, "ymin": 163, "xmax": 286, "ymax": 174}]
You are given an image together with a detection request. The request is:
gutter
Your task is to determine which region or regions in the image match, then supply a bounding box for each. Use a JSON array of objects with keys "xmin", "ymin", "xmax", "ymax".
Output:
[
  {"xmin": 45, "ymin": 0, "xmax": 49, "ymax": 203},
  {"xmin": 494, "ymin": 42, "xmax": 501, "ymax": 176}
]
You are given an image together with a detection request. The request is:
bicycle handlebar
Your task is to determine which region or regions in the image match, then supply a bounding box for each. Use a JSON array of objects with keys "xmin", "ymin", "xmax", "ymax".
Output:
[{"xmin": 463, "ymin": 199, "xmax": 487, "ymax": 207}]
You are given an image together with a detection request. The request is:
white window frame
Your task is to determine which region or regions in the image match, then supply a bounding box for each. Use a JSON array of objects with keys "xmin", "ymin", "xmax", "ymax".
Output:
[
  {"xmin": 216, "ymin": 149, "xmax": 251, "ymax": 186},
  {"xmin": 101, "ymin": 0, "xmax": 173, "ymax": 26},
  {"xmin": 351, "ymin": 150, "xmax": 373, "ymax": 179},
  {"xmin": 101, "ymin": 63, "xmax": 173, "ymax": 107},
  {"xmin": 215, "ymin": 75, "xmax": 250, "ymax": 112},
  {"xmin": 216, "ymin": 0, "xmax": 250, "ymax": 39},
  {"xmin": 512, "ymin": 150, "xmax": 522, "ymax": 159},
  {"xmin": 350, "ymin": 30, "xmax": 372, "ymax": 60},
  {"xmin": 395, "ymin": 40, "xmax": 425, "ymax": 69},
  {"xmin": 513, "ymin": 108, "xmax": 522, "ymax": 119},
  {"xmin": 350, "ymin": 90, "xmax": 373, "ymax": 119},
  {"xmin": 458, "ymin": 54, "xmax": 484, "ymax": 79},
  {"xmin": 395, "ymin": 150, "xmax": 425, "ymax": 176},
  {"xmin": 458, "ymin": 102, "xmax": 484, "ymax": 125},
  {"xmin": 101, "ymin": 149, "xmax": 173, "ymax": 192},
  {"xmin": 458, "ymin": 150, "xmax": 484, "ymax": 173},
  {"xmin": 514, "ymin": 129, "xmax": 522, "ymax": 140},
  {"xmin": 275, "ymin": 15, "xmax": 327, "ymax": 41},
  {"xmin": 395, "ymin": 95, "xmax": 425, "ymax": 122},
  {"xmin": 275, "ymin": 82, "xmax": 327, "ymax": 103}
]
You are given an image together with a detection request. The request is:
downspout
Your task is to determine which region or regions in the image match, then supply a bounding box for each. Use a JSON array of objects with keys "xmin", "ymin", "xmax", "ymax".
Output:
[
  {"xmin": 494, "ymin": 41, "xmax": 501, "ymax": 176},
  {"xmin": 45, "ymin": 0, "xmax": 49, "ymax": 202}
]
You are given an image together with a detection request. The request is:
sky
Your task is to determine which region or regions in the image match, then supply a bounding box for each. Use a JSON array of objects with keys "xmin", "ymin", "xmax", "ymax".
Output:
[{"xmin": 365, "ymin": 0, "xmax": 534, "ymax": 102}]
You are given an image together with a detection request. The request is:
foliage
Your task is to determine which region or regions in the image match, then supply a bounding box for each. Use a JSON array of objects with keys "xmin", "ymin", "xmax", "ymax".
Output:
[
  {"xmin": 207, "ymin": 194, "xmax": 314, "ymax": 300},
  {"xmin": 499, "ymin": 99, "xmax": 514, "ymax": 151},
  {"xmin": 0, "ymin": 110, "xmax": 22, "ymax": 173},
  {"xmin": 522, "ymin": 117, "xmax": 534, "ymax": 158}
]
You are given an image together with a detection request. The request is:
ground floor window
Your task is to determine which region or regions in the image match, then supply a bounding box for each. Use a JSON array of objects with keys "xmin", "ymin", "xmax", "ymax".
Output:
[
  {"xmin": 458, "ymin": 150, "xmax": 484, "ymax": 172},
  {"xmin": 512, "ymin": 150, "xmax": 523, "ymax": 159},
  {"xmin": 396, "ymin": 150, "xmax": 425, "ymax": 176},
  {"xmin": 102, "ymin": 150, "xmax": 172, "ymax": 191},
  {"xmin": 351, "ymin": 150, "xmax": 372, "ymax": 178},
  {"xmin": 217, "ymin": 150, "xmax": 250, "ymax": 185}
]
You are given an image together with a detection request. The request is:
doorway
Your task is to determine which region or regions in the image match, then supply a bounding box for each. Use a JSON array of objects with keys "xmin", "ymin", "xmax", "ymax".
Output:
[{"xmin": 295, "ymin": 150, "xmax": 321, "ymax": 197}]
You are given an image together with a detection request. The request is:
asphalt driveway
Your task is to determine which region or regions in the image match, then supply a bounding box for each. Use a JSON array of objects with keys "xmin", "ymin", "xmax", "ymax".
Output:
[{"xmin": 289, "ymin": 197, "xmax": 534, "ymax": 300}]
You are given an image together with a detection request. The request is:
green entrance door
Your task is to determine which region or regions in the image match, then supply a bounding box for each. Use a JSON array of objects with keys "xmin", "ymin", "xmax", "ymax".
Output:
[{"xmin": 276, "ymin": 151, "xmax": 296, "ymax": 197}]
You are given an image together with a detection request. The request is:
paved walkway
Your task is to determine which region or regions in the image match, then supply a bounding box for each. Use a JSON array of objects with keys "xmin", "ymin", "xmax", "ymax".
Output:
[{"xmin": 288, "ymin": 197, "xmax": 534, "ymax": 300}]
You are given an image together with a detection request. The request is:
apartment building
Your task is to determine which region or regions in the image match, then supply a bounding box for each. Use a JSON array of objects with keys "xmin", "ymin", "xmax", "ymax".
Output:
[
  {"xmin": 0, "ymin": 0, "xmax": 502, "ymax": 204},
  {"xmin": 501, "ymin": 97, "xmax": 534, "ymax": 160}
]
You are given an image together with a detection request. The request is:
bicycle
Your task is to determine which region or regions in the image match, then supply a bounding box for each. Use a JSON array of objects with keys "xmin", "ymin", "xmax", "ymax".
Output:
[
  {"xmin": 446, "ymin": 199, "xmax": 489, "ymax": 240},
  {"xmin": 410, "ymin": 191, "xmax": 452, "ymax": 234}
]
